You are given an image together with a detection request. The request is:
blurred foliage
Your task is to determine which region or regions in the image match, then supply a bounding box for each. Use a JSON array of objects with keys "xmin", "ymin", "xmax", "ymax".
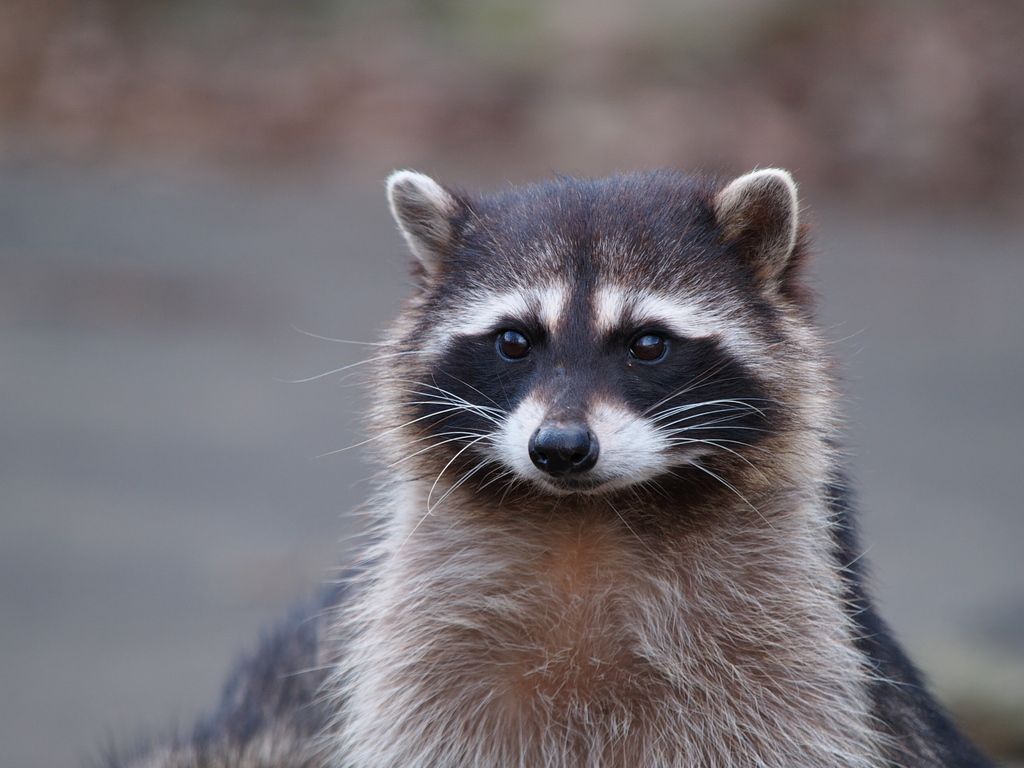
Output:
[{"xmin": 1, "ymin": 0, "xmax": 1023, "ymax": 213}]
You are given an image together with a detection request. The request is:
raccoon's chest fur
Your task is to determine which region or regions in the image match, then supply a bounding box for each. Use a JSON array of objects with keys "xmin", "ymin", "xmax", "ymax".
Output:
[
  {"xmin": 486, "ymin": 519, "xmax": 638, "ymax": 686},
  {"xmin": 335, "ymin": 488, "xmax": 880, "ymax": 768}
]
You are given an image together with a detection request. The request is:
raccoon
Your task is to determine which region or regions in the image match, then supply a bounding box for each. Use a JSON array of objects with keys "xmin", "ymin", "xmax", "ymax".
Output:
[{"xmin": 103, "ymin": 169, "xmax": 993, "ymax": 768}]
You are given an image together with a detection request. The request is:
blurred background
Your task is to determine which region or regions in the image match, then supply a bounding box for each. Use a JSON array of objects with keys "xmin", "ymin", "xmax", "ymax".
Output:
[{"xmin": 1, "ymin": 1, "xmax": 1022, "ymax": 766}]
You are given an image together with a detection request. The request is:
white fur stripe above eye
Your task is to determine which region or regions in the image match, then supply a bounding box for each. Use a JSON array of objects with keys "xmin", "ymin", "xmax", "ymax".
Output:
[
  {"xmin": 435, "ymin": 284, "xmax": 570, "ymax": 341},
  {"xmin": 593, "ymin": 285, "xmax": 725, "ymax": 339}
]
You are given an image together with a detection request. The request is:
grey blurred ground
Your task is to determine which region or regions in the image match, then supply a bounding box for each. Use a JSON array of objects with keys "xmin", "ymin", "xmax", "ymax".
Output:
[{"xmin": 1, "ymin": 163, "xmax": 1022, "ymax": 768}]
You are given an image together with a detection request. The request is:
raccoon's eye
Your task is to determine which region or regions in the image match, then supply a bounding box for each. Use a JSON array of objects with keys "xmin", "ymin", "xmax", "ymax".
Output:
[
  {"xmin": 496, "ymin": 330, "xmax": 531, "ymax": 360},
  {"xmin": 629, "ymin": 333, "xmax": 667, "ymax": 362}
]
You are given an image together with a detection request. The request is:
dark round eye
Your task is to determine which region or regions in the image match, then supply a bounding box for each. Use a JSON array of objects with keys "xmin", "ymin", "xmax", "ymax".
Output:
[
  {"xmin": 496, "ymin": 330, "xmax": 531, "ymax": 360},
  {"xmin": 629, "ymin": 333, "xmax": 667, "ymax": 362}
]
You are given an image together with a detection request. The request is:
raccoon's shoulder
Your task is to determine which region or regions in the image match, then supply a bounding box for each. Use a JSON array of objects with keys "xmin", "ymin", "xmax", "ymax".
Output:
[{"xmin": 96, "ymin": 582, "xmax": 348, "ymax": 768}]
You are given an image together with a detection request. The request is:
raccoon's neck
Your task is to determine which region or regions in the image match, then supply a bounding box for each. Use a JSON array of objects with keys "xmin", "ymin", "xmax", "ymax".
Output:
[{"xmin": 336, "ymin": 476, "xmax": 880, "ymax": 768}]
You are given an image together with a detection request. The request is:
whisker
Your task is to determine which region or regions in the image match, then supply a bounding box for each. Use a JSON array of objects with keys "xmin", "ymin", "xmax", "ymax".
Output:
[
  {"xmin": 656, "ymin": 407, "xmax": 764, "ymax": 432},
  {"xmin": 284, "ymin": 350, "xmax": 427, "ymax": 384},
  {"xmin": 389, "ymin": 379, "xmax": 507, "ymax": 418},
  {"xmin": 664, "ymin": 436, "xmax": 769, "ymax": 452},
  {"xmin": 425, "ymin": 371, "xmax": 506, "ymax": 411},
  {"xmin": 654, "ymin": 397, "xmax": 776, "ymax": 422},
  {"xmin": 427, "ymin": 455, "xmax": 495, "ymax": 513},
  {"xmin": 641, "ymin": 359, "xmax": 736, "ymax": 414},
  {"xmin": 426, "ymin": 434, "xmax": 493, "ymax": 513},
  {"xmin": 665, "ymin": 424, "xmax": 771, "ymax": 433},
  {"xmin": 386, "ymin": 432, "xmax": 489, "ymax": 469},
  {"xmin": 475, "ymin": 465, "xmax": 518, "ymax": 494},
  {"xmin": 666, "ymin": 438, "xmax": 770, "ymax": 480},
  {"xmin": 686, "ymin": 462, "xmax": 776, "ymax": 531},
  {"xmin": 316, "ymin": 405, "xmax": 486, "ymax": 457},
  {"xmin": 399, "ymin": 396, "xmax": 505, "ymax": 425},
  {"xmin": 290, "ymin": 327, "xmax": 387, "ymax": 346},
  {"xmin": 661, "ymin": 414, "xmax": 766, "ymax": 435}
]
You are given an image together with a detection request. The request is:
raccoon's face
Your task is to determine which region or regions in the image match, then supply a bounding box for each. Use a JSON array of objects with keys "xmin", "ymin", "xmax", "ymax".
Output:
[{"xmin": 384, "ymin": 169, "xmax": 808, "ymax": 498}]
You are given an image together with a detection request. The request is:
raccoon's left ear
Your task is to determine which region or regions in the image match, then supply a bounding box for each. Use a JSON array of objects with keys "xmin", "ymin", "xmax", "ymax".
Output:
[
  {"xmin": 387, "ymin": 170, "xmax": 464, "ymax": 282},
  {"xmin": 713, "ymin": 168, "xmax": 800, "ymax": 290}
]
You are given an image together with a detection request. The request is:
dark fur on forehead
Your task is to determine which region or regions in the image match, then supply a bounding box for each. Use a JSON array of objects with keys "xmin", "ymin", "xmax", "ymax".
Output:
[
  {"xmin": 457, "ymin": 171, "xmax": 720, "ymax": 278},
  {"xmin": 400, "ymin": 170, "xmax": 814, "ymax": 309}
]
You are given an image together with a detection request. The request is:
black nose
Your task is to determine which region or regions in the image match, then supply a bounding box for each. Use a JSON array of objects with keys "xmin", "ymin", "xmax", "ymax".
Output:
[{"xmin": 528, "ymin": 424, "xmax": 599, "ymax": 477}]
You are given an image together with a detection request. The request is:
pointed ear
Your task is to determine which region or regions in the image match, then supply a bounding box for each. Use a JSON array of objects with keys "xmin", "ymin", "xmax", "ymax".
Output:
[
  {"xmin": 713, "ymin": 168, "xmax": 799, "ymax": 288},
  {"xmin": 386, "ymin": 170, "xmax": 462, "ymax": 280}
]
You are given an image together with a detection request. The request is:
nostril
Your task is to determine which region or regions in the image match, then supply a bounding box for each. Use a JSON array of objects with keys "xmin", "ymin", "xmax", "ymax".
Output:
[{"xmin": 528, "ymin": 424, "xmax": 600, "ymax": 477}]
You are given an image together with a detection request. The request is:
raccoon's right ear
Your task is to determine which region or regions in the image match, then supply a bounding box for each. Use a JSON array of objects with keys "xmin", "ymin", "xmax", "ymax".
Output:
[
  {"xmin": 386, "ymin": 170, "xmax": 464, "ymax": 282},
  {"xmin": 713, "ymin": 168, "xmax": 800, "ymax": 290}
]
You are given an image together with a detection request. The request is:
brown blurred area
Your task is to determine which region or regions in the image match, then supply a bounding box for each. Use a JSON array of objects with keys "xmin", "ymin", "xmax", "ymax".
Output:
[
  {"xmin": 1, "ymin": 2, "xmax": 1022, "ymax": 767},
  {"xmin": 1, "ymin": 0, "xmax": 1024, "ymax": 211}
]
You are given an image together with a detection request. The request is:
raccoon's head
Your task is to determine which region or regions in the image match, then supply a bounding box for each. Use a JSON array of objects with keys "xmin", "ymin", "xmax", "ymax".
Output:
[{"xmin": 378, "ymin": 169, "xmax": 823, "ymax": 501}]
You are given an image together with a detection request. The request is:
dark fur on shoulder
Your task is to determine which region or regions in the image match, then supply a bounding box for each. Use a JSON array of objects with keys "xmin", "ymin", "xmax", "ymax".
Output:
[
  {"xmin": 98, "ymin": 583, "xmax": 345, "ymax": 768},
  {"xmin": 828, "ymin": 476, "xmax": 992, "ymax": 767}
]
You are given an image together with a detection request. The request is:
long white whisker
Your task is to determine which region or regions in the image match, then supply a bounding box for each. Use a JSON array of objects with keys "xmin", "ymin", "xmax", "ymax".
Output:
[
  {"xmin": 660, "ymin": 412, "xmax": 765, "ymax": 434},
  {"xmin": 665, "ymin": 425, "xmax": 770, "ymax": 434},
  {"xmin": 654, "ymin": 398, "xmax": 775, "ymax": 422},
  {"xmin": 426, "ymin": 434, "xmax": 493, "ymax": 513},
  {"xmin": 642, "ymin": 359, "xmax": 737, "ymax": 414},
  {"xmin": 387, "ymin": 432, "xmax": 490, "ymax": 468},
  {"xmin": 389, "ymin": 379, "xmax": 507, "ymax": 417},
  {"xmin": 394, "ymin": 451, "xmax": 495, "ymax": 558},
  {"xmin": 659, "ymin": 409, "xmax": 765, "ymax": 434},
  {"xmin": 400, "ymin": 398, "xmax": 505, "ymax": 425},
  {"xmin": 427, "ymin": 455, "xmax": 495, "ymax": 513},
  {"xmin": 291, "ymin": 327, "xmax": 387, "ymax": 345},
  {"xmin": 428, "ymin": 372, "xmax": 506, "ymax": 411},
  {"xmin": 400, "ymin": 392, "xmax": 504, "ymax": 413},
  {"xmin": 317, "ymin": 405, "xmax": 485, "ymax": 457},
  {"xmin": 667, "ymin": 437, "xmax": 770, "ymax": 479},
  {"xmin": 664, "ymin": 436, "xmax": 766, "ymax": 451},
  {"xmin": 284, "ymin": 350, "xmax": 428, "ymax": 384},
  {"xmin": 687, "ymin": 462, "xmax": 776, "ymax": 531},
  {"xmin": 475, "ymin": 466, "xmax": 518, "ymax": 494}
]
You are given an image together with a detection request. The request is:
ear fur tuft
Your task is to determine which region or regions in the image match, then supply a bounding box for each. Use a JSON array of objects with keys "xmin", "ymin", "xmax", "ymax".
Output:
[
  {"xmin": 714, "ymin": 168, "xmax": 799, "ymax": 288},
  {"xmin": 386, "ymin": 170, "xmax": 460, "ymax": 279}
]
